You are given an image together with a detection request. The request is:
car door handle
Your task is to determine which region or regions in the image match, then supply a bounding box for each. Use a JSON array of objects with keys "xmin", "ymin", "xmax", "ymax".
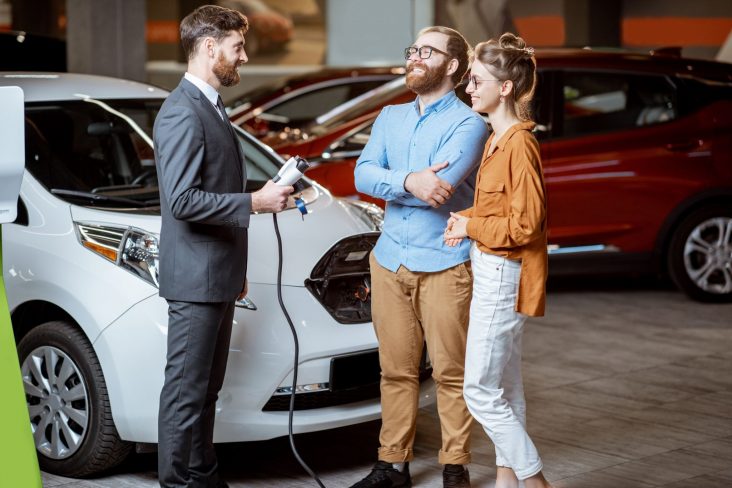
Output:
[{"xmin": 666, "ymin": 140, "xmax": 702, "ymax": 152}]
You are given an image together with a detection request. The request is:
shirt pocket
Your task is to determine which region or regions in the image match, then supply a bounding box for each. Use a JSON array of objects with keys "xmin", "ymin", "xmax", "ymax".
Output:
[{"xmin": 475, "ymin": 179, "xmax": 506, "ymax": 217}]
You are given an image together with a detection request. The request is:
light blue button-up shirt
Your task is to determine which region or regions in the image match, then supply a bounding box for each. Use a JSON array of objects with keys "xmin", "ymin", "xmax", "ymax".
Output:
[{"xmin": 355, "ymin": 90, "xmax": 489, "ymax": 273}]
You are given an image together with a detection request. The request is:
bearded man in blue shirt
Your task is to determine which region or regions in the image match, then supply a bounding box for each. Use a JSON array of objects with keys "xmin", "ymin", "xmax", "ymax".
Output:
[{"xmin": 350, "ymin": 26, "xmax": 488, "ymax": 488}]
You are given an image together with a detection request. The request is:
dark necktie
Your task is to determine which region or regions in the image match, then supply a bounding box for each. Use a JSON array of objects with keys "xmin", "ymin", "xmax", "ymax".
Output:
[
  {"xmin": 216, "ymin": 95, "xmax": 229, "ymax": 123},
  {"xmin": 216, "ymin": 95, "xmax": 237, "ymax": 142},
  {"xmin": 217, "ymin": 95, "xmax": 242, "ymax": 179}
]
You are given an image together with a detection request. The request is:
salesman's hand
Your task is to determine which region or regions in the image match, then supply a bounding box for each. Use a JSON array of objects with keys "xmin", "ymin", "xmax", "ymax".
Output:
[
  {"xmin": 404, "ymin": 161, "xmax": 453, "ymax": 208},
  {"xmin": 238, "ymin": 278, "xmax": 248, "ymax": 301},
  {"xmin": 252, "ymin": 180, "xmax": 293, "ymax": 213}
]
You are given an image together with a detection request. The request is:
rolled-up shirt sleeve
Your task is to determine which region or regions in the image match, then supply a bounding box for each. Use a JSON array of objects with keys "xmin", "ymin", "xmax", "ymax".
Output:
[{"xmin": 394, "ymin": 116, "xmax": 488, "ymax": 207}]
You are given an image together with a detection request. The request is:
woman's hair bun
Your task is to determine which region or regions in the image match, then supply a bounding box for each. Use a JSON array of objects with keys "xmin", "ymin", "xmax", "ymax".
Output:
[
  {"xmin": 498, "ymin": 32, "xmax": 534, "ymax": 57},
  {"xmin": 499, "ymin": 32, "xmax": 526, "ymax": 50}
]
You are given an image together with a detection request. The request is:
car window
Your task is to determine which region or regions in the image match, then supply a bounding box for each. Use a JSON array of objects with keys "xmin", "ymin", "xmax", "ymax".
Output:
[
  {"xmin": 324, "ymin": 121, "xmax": 374, "ymax": 159},
  {"xmin": 24, "ymin": 99, "xmax": 287, "ymax": 207},
  {"xmin": 561, "ymin": 71, "xmax": 676, "ymax": 137},
  {"xmin": 531, "ymin": 70, "xmax": 553, "ymax": 140},
  {"xmin": 266, "ymin": 80, "xmax": 390, "ymax": 125},
  {"xmin": 676, "ymin": 77, "xmax": 732, "ymax": 116},
  {"xmin": 313, "ymin": 76, "xmax": 408, "ymax": 132},
  {"xmin": 25, "ymin": 101, "xmax": 159, "ymax": 198}
]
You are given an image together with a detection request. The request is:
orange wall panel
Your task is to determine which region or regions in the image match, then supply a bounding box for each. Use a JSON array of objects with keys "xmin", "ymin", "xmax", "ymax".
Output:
[
  {"xmin": 623, "ymin": 17, "xmax": 732, "ymax": 47},
  {"xmin": 146, "ymin": 20, "xmax": 179, "ymax": 44},
  {"xmin": 514, "ymin": 15, "xmax": 565, "ymax": 46}
]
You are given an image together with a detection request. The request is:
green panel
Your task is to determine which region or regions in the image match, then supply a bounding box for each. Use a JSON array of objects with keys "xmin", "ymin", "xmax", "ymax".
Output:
[{"xmin": 0, "ymin": 228, "xmax": 42, "ymax": 487}]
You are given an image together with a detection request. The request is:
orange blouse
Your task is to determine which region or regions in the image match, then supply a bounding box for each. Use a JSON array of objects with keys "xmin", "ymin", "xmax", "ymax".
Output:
[{"xmin": 459, "ymin": 121, "xmax": 548, "ymax": 316}]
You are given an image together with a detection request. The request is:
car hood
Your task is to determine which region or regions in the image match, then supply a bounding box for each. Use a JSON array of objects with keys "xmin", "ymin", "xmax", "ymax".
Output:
[{"xmin": 69, "ymin": 182, "xmax": 377, "ymax": 287}]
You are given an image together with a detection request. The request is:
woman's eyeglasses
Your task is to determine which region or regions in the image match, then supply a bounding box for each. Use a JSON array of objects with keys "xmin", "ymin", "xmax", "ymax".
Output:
[{"xmin": 468, "ymin": 75, "xmax": 503, "ymax": 90}]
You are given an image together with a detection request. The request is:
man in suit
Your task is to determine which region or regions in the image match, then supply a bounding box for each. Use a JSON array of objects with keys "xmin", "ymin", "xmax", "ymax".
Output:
[{"xmin": 153, "ymin": 5, "xmax": 292, "ymax": 488}]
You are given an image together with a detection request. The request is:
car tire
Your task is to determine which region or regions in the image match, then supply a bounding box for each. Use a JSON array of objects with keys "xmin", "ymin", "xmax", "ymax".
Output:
[
  {"xmin": 667, "ymin": 205, "xmax": 732, "ymax": 302},
  {"xmin": 17, "ymin": 320, "xmax": 132, "ymax": 477}
]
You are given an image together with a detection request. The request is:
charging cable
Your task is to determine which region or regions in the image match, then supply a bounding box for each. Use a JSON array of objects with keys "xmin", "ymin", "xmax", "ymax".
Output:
[
  {"xmin": 271, "ymin": 156, "xmax": 326, "ymax": 487},
  {"xmin": 272, "ymin": 213, "xmax": 325, "ymax": 488}
]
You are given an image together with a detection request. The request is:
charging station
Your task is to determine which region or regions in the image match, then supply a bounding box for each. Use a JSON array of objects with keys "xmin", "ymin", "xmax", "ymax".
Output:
[{"xmin": 0, "ymin": 85, "xmax": 42, "ymax": 487}]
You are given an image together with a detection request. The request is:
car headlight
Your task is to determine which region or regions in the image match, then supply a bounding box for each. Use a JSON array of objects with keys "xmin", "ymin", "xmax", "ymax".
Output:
[
  {"xmin": 339, "ymin": 199, "xmax": 383, "ymax": 231},
  {"xmin": 75, "ymin": 222, "xmax": 160, "ymax": 287}
]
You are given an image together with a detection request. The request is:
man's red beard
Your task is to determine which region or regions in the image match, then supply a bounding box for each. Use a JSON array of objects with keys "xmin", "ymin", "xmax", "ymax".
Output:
[
  {"xmin": 406, "ymin": 59, "xmax": 449, "ymax": 95},
  {"xmin": 213, "ymin": 51, "xmax": 241, "ymax": 87}
]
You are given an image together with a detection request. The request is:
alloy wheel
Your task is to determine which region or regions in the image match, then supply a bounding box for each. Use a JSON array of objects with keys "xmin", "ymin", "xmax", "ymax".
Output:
[
  {"xmin": 21, "ymin": 345, "xmax": 90, "ymax": 459},
  {"xmin": 683, "ymin": 216, "xmax": 732, "ymax": 295}
]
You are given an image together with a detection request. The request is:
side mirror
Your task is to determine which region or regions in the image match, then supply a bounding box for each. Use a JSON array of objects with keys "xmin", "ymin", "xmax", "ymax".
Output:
[{"xmin": 0, "ymin": 86, "xmax": 25, "ymax": 224}]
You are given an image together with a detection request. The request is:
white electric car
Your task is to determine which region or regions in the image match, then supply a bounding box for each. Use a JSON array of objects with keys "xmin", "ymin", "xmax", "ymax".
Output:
[{"xmin": 0, "ymin": 73, "xmax": 434, "ymax": 477}]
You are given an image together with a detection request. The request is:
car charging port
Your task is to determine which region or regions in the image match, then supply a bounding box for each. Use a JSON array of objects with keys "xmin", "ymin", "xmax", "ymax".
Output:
[{"xmin": 305, "ymin": 232, "xmax": 379, "ymax": 324}]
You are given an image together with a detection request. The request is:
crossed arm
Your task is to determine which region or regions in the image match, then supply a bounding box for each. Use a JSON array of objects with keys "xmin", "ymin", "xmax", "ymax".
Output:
[{"xmin": 354, "ymin": 107, "xmax": 488, "ymax": 208}]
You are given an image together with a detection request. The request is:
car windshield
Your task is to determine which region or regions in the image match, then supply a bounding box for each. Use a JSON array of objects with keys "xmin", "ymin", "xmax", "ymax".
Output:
[
  {"xmin": 308, "ymin": 76, "xmax": 409, "ymax": 135},
  {"xmin": 227, "ymin": 78, "xmax": 289, "ymax": 114},
  {"xmin": 24, "ymin": 98, "xmax": 285, "ymax": 210}
]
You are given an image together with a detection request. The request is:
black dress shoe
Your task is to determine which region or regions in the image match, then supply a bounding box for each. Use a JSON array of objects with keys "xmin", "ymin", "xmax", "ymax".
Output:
[
  {"xmin": 215, "ymin": 481, "xmax": 229, "ymax": 488},
  {"xmin": 443, "ymin": 464, "xmax": 470, "ymax": 487},
  {"xmin": 349, "ymin": 460, "xmax": 412, "ymax": 487}
]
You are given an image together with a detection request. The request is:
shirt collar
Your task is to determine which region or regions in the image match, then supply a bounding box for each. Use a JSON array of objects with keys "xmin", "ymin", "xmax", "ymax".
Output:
[
  {"xmin": 184, "ymin": 72, "xmax": 220, "ymax": 107},
  {"xmin": 491, "ymin": 120, "xmax": 537, "ymax": 152},
  {"xmin": 412, "ymin": 90, "xmax": 458, "ymax": 116}
]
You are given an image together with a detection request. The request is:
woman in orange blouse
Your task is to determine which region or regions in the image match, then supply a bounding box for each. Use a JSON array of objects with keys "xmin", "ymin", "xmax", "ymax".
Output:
[{"xmin": 444, "ymin": 33, "xmax": 551, "ymax": 488}]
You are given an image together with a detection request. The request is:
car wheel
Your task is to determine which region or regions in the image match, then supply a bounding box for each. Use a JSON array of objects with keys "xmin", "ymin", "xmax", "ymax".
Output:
[
  {"xmin": 668, "ymin": 205, "xmax": 732, "ymax": 302},
  {"xmin": 18, "ymin": 320, "xmax": 132, "ymax": 477}
]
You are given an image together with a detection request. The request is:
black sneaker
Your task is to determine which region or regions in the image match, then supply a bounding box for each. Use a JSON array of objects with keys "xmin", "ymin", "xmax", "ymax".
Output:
[
  {"xmin": 349, "ymin": 461, "xmax": 412, "ymax": 487},
  {"xmin": 443, "ymin": 464, "xmax": 470, "ymax": 488}
]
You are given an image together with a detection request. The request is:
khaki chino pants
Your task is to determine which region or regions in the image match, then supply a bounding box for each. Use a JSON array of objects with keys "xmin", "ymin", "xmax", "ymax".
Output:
[{"xmin": 370, "ymin": 252, "xmax": 473, "ymax": 465}]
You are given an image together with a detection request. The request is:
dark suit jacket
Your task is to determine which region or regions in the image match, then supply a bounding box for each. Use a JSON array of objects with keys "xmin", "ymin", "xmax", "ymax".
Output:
[{"xmin": 154, "ymin": 77, "xmax": 251, "ymax": 302}]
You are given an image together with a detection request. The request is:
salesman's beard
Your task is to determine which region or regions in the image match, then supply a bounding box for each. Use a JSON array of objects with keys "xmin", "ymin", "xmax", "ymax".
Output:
[
  {"xmin": 213, "ymin": 52, "xmax": 241, "ymax": 87},
  {"xmin": 406, "ymin": 59, "xmax": 449, "ymax": 95}
]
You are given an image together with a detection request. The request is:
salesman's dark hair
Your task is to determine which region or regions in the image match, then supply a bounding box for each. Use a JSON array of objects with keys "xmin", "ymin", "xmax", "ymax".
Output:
[{"xmin": 180, "ymin": 5, "xmax": 248, "ymax": 60}]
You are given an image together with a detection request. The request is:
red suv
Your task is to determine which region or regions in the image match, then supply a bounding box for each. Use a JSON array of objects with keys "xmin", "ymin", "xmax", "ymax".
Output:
[{"xmin": 274, "ymin": 49, "xmax": 732, "ymax": 302}]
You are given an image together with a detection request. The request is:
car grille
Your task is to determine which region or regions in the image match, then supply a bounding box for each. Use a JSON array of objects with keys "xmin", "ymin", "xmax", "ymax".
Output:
[{"xmin": 262, "ymin": 348, "xmax": 432, "ymax": 411}]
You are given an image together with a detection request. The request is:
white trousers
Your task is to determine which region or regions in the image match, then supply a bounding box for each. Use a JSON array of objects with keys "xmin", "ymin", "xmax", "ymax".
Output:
[{"xmin": 463, "ymin": 244, "xmax": 543, "ymax": 480}]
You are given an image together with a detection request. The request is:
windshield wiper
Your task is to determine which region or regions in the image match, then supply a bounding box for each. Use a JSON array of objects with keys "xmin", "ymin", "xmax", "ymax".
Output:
[{"xmin": 51, "ymin": 189, "xmax": 159, "ymax": 208}]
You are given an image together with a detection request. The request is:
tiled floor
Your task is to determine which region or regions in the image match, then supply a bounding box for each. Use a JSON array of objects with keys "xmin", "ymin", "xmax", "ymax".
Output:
[{"xmin": 42, "ymin": 282, "xmax": 732, "ymax": 487}]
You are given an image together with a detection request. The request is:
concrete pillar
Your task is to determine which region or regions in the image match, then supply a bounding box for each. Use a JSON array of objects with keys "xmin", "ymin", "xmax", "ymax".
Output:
[
  {"xmin": 10, "ymin": 0, "xmax": 65, "ymax": 37},
  {"xmin": 564, "ymin": 0, "xmax": 621, "ymax": 48},
  {"xmin": 326, "ymin": 0, "xmax": 433, "ymax": 66},
  {"xmin": 66, "ymin": 0, "xmax": 147, "ymax": 81},
  {"xmin": 440, "ymin": 0, "xmax": 517, "ymax": 47}
]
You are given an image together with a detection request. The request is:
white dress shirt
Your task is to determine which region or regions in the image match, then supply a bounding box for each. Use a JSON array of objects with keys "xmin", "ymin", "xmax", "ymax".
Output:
[{"xmin": 184, "ymin": 72, "xmax": 223, "ymax": 120}]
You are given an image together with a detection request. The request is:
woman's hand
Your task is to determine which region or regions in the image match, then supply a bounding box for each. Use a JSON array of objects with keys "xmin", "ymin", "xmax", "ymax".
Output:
[{"xmin": 444, "ymin": 212, "xmax": 469, "ymax": 247}]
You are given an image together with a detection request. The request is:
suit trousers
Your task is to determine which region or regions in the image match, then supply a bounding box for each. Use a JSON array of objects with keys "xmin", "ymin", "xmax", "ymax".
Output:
[
  {"xmin": 463, "ymin": 245, "xmax": 543, "ymax": 480},
  {"xmin": 158, "ymin": 300, "xmax": 235, "ymax": 488},
  {"xmin": 370, "ymin": 252, "xmax": 473, "ymax": 465}
]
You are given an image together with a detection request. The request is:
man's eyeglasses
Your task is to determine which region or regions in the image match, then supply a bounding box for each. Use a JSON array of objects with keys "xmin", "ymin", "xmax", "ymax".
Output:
[
  {"xmin": 404, "ymin": 45, "xmax": 449, "ymax": 60},
  {"xmin": 469, "ymin": 75, "xmax": 503, "ymax": 90}
]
